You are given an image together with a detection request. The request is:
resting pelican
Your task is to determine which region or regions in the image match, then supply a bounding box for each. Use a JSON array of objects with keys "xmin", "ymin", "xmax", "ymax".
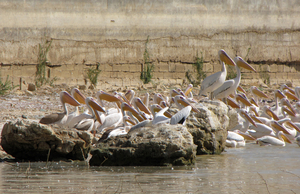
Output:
[
  {"xmin": 229, "ymin": 109, "xmax": 257, "ymax": 132},
  {"xmin": 72, "ymin": 97, "xmax": 106, "ymax": 131},
  {"xmin": 198, "ymin": 49, "xmax": 235, "ymax": 99},
  {"xmin": 170, "ymin": 105, "xmax": 192, "ymax": 125},
  {"xmin": 66, "ymin": 88, "xmax": 87, "ymax": 125},
  {"xmin": 212, "ymin": 56, "xmax": 256, "ymax": 101},
  {"xmin": 226, "ymin": 131, "xmax": 246, "ymax": 148},
  {"xmin": 39, "ymin": 91, "xmax": 80, "ymax": 126},
  {"xmin": 257, "ymin": 131, "xmax": 292, "ymax": 146},
  {"xmin": 250, "ymin": 86, "xmax": 269, "ymax": 106}
]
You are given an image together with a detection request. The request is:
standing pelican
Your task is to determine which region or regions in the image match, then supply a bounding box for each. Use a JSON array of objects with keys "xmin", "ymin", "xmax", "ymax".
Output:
[
  {"xmin": 39, "ymin": 91, "xmax": 81, "ymax": 126},
  {"xmin": 212, "ymin": 56, "xmax": 256, "ymax": 100},
  {"xmin": 198, "ymin": 49, "xmax": 236, "ymax": 99}
]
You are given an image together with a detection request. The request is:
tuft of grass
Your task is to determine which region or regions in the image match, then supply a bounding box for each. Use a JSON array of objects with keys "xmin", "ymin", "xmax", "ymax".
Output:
[
  {"xmin": 0, "ymin": 75, "xmax": 14, "ymax": 95},
  {"xmin": 86, "ymin": 63, "xmax": 101, "ymax": 86},
  {"xmin": 35, "ymin": 40, "xmax": 57, "ymax": 87},
  {"xmin": 185, "ymin": 52, "xmax": 206, "ymax": 86},
  {"xmin": 140, "ymin": 36, "xmax": 154, "ymax": 84}
]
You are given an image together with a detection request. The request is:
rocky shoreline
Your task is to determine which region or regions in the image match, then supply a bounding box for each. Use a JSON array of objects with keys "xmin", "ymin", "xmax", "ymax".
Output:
[{"xmin": 0, "ymin": 82, "xmax": 284, "ymax": 165}]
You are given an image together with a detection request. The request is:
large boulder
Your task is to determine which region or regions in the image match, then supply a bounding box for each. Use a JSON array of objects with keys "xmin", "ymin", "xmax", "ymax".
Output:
[
  {"xmin": 1, "ymin": 119, "xmax": 92, "ymax": 161},
  {"xmin": 89, "ymin": 124, "xmax": 197, "ymax": 166},
  {"xmin": 186, "ymin": 100, "xmax": 229, "ymax": 155}
]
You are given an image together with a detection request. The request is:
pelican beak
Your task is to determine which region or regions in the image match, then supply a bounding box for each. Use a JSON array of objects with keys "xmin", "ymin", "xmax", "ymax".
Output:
[
  {"xmin": 160, "ymin": 101, "xmax": 167, "ymax": 108},
  {"xmin": 88, "ymin": 98, "xmax": 106, "ymax": 113},
  {"xmin": 279, "ymin": 132, "xmax": 293, "ymax": 144},
  {"xmin": 227, "ymin": 97, "xmax": 240, "ymax": 109},
  {"xmin": 250, "ymin": 114, "xmax": 264, "ymax": 124},
  {"xmin": 250, "ymin": 98, "xmax": 259, "ymax": 107},
  {"xmin": 98, "ymin": 91, "xmax": 121, "ymax": 102},
  {"xmin": 284, "ymin": 90, "xmax": 299, "ymax": 101},
  {"xmin": 265, "ymin": 107, "xmax": 279, "ymax": 121},
  {"xmin": 282, "ymin": 85, "xmax": 295, "ymax": 95},
  {"xmin": 236, "ymin": 94, "xmax": 252, "ymax": 107},
  {"xmin": 171, "ymin": 89, "xmax": 181, "ymax": 97},
  {"xmin": 252, "ymin": 87, "xmax": 269, "ymax": 99},
  {"xmin": 250, "ymin": 106, "xmax": 259, "ymax": 117},
  {"xmin": 62, "ymin": 91, "xmax": 81, "ymax": 106},
  {"xmin": 185, "ymin": 84, "xmax": 193, "ymax": 96},
  {"xmin": 178, "ymin": 96, "xmax": 200, "ymax": 113},
  {"xmin": 271, "ymin": 121, "xmax": 291, "ymax": 135},
  {"xmin": 121, "ymin": 102, "xmax": 144, "ymax": 122},
  {"xmin": 136, "ymin": 98, "xmax": 151, "ymax": 115},
  {"xmin": 237, "ymin": 85, "xmax": 247, "ymax": 94},
  {"xmin": 281, "ymin": 99, "xmax": 296, "ymax": 114},
  {"xmin": 241, "ymin": 111, "xmax": 257, "ymax": 127},
  {"xmin": 125, "ymin": 90, "xmax": 134, "ymax": 101},
  {"xmin": 237, "ymin": 131, "xmax": 256, "ymax": 141},
  {"xmin": 219, "ymin": 49, "xmax": 235, "ymax": 66},
  {"xmin": 229, "ymin": 93, "xmax": 235, "ymax": 98},
  {"xmin": 275, "ymin": 90, "xmax": 286, "ymax": 100},
  {"xmin": 124, "ymin": 116, "xmax": 136, "ymax": 126},
  {"xmin": 72, "ymin": 88, "xmax": 86, "ymax": 104},
  {"xmin": 235, "ymin": 57, "xmax": 256, "ymax": 72},
  {"xmin": 153, "ymin": 105, "xmax": 172, "ymax": 118},
  {"xmin": 282, "ymin": 106, "xmax": 295, "ymax": 117},
  {"xmin": 286, "ymin": 121, "xmax": 300, "ymax": 133}
]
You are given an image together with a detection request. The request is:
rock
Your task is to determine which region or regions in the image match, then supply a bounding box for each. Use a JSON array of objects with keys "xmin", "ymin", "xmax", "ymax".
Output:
[
  {"xmin": 186, "ymin": 100, "xmax": 228, "ymax": 155},
  {"xmin": 89, "ymin": 124, "xmax": 197, "ymax": 166},
  {"xmin": 28, "ymin": 83, "xmax": 36, "ymax": 91},
  {"xmin": 88, "ymin": 85, "xmax": 95, "ymax": 90},
  {"xmin": 286, "ymin": 81, "xmax": 293, "ymax": 87},
  {"xmin": 1, "ymin": 119, "xmax": 92, "ymax": 161}
]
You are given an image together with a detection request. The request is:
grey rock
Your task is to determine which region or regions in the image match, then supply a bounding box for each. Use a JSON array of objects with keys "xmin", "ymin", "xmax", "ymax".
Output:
[
  {"xmin": 1, "ymin": 119, "xmax": 92, "ymax": 161},
  {"xmin": 186, "ymin": 100, "xmax": 228, "ymax": 155},
  {"xmin": 89, "ymin": 124, "xmax": 197, "ymax": 166}
]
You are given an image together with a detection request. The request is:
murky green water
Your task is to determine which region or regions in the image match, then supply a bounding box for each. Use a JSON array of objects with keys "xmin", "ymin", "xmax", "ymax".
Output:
[{"xmin": 1, "ymin": 143, "xmax": 300, "ymax": 193}]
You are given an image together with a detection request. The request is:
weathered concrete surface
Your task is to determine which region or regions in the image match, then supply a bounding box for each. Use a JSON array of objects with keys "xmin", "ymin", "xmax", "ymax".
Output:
[{"xmin": 1, "ymin": 0, "xmax": 300, "ymax": 87}]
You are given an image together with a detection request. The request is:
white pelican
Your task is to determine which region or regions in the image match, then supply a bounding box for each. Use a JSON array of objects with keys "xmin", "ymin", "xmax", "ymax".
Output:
[
  {"xmin": 150, "ymin": 105, "xmax": 171, "ymax": 125},
  {"xmin": 250, "ymin": 86, "xmax": 269, "ymax": 106},
  {"xmin": 170, "ymin": 105, "xmax": 192, "ymax": 125},
  {"xmin": 66, "ymin": 88, "xmax": 87, "ymax": 125},
  {"xmin": 97, "ymin": 102, "xmax": 123, "ymax": 133},
  {"xmin": 198, "ymin": 49, "xmax": 235, "ymax": 99},
  {"xmin": 226, "ymin": 131, "xmax": 246, "ymax": 148},
  {"xmin": 174, "ymin": 95, "xmax": 200, "ymax": 113},
  {"xmin": 39, "ymin": 91, "xmax": 81, "ymax": 126},
  {"xmin": 248, "ymin": 120, "xmax": 279, "ymax": 139},
  {"xmin": 72, "ymin": 97, "xmax": 106, "ymax": 131},
  {"xmin": 229, "ymin": 109, "xmax": 257, "ymax": 132},
  {"xmin": 212, "ymin": 56, "xmax": 256, "ymax": 101},
  {"xmin": 257, "ymin": 131, "xmax": 292, "ymax": 146}
]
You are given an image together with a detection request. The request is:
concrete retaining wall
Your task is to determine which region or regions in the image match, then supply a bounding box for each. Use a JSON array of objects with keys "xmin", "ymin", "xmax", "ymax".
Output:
[{"xmin": 1, "ymin": 0, "xmax": 300, "ymax": 89}]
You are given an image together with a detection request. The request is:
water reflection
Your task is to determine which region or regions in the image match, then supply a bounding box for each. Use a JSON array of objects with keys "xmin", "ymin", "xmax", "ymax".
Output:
[{"xmin": 1, "ymin": 143, "xmax": 300, "ymax": 193}]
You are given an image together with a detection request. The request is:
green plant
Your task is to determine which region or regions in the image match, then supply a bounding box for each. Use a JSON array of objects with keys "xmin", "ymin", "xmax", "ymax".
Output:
[
  {"xmin": 259, "ymin": 64, "xmax": 270, "ymax": 85},
  {"xmin": 185, "ymin": 52, "xmax": 206, "ymax": 86},
  {"xmin": 0, "ymin": 75, "xmax": 14, "ymax": 95},
  {"xmin": 86, "ymin": 63, "xmax": 101, "ymax": 86},
  {"xmin": 35, "ymin": 40, "xmax": 57, "ymax": 87},
  {"xmin": 244, "ymin": 47, "xmax": 251, "ymax": 61},
  {"xmin": 140, "ymin": 36, "xmax": 154, "ymax": 84}
]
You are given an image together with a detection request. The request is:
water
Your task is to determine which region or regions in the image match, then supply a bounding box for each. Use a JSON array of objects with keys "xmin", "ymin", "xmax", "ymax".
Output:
[{"xmin": 1, "ymin": 143, "xmax": 300, "ymax": 193}]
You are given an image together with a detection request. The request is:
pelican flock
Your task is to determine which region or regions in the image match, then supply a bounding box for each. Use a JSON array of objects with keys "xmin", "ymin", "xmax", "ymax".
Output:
[{"xmin": 37, "ymin": 49, "xmax": 300, "ymax": 148}]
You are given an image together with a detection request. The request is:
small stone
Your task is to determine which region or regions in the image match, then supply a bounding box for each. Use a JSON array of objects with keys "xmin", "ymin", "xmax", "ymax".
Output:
[
  {"xmin": 88, "ymin": 85, "xmax": 95, "ymax": 90},
  {"xmin": 286, "ymin": 81, "xmax": 293, "ymax": 87},
  {"xmin": 21, "ymin": 115, "xmax": 27, "ymax": 119},
  {"xmin": 78, "ymin": 85, "xmax": 86, "ymax": 90},
  {"xmin": 28, "ymin": 83, "xmax": 36, "ymax": 91}
]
